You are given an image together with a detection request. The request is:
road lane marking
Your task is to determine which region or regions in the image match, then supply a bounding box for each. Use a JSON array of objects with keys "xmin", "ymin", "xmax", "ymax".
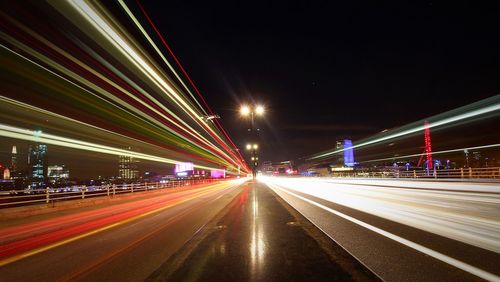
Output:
[
  {"xmin": 0, "ymin": 182, "xmax": 234, "ymax": 267},
  {"xmin": 269, "ymin": 183, "xmax": 500, "ymax": 282}
]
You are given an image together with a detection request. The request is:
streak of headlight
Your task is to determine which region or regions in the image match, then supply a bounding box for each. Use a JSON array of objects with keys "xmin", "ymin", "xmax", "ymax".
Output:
[
  {"xmin": 0, "ymin": 123, "xmax": 220, "ymax": 171},
  {"xmin": 0, "ymin": 41, "xmax": 228, "ymax": 165},
  {"xmin": 59, "ymin": 5, "xmax": 228, "ymax": 157},
  {"xmin": 265, "ymin": 180, "xmax": 500, "ymax": 281},
  {"xmin": 120, "ymin": 0, "xmax": 247, "ymax": 169},
  {"xmin": 309, "ymin": 97, "xmax": 500, "ymax": 160},
  {"xmin": 0, "ymin": 27, "xmax": 214, "ymax": 154},
  {"xmin": 0, "ymin": 31, "xmax": 236, "ymax": 167},
  {"xmin": 64, "ymin": 0, "xmax": 242, "ymax": 167},
  {"xmin": 114, "ymin": 1, "xmax": 245, "ymax": 166},
  {"xmin": 0, "ymin": 95, "xmax": 210, "ymax": 163},
  {"xmin": 71, "ymin": 37, "xmax": 226, "ymax": 155},
  {"xmin": 360, "ymin": 143, "xmax": 500, "ymax": 163},
  {"xmin": 116, "ymin": 0, "xmax": 206, "ymax": 114},
  {"xmin": 65, "ymin": 1, "xmax": 211, "ymax": 135}
]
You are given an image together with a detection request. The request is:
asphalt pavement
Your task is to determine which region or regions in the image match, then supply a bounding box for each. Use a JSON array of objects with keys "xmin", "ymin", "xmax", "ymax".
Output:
[
  {"xmin": 0, "ymin": 180, "xmax": 246, "ymax": 282},
  {"xmin": 149, "ymin": 181, "xmax": 375, "ymax": 282}
]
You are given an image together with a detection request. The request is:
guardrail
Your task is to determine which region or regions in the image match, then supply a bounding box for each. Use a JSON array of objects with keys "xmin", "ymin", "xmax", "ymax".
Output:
[
  {"xmin": 331, "ymin": 167, "xmax": 500, "ymax": 179},
  {"xmin": 0, "ymin": 178, "xmax": 224, "ymax": 209}
]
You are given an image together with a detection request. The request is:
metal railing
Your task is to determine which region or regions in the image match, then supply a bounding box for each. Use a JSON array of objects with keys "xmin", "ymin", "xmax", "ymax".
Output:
[
  {"xmin": 0, "ymin": 178, "xmax": 224, "ymax": 209},
  {"xmin": 330, "ymin": 167, "xmax": 500, "ymax": 179}
]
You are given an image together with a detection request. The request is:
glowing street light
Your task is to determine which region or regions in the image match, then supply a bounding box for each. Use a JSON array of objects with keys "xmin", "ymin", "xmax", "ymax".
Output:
[
  {"xmin": 240, "ymin": 105, "xmax": 251, "ymax": 116},
  {"xmin": 255, "ymin": 105, "xmax": 265, "ymax": 115},
  {"xmin": 239, "ymin": 104, "xmax": 266, "ymax": 178},
  {"xmin": 246, "ymin": 143, "xmax": 258, "ymax": 150},
  {"xmin": 239, "ymin": 103, "xmax": 265, "ymax": 133}
]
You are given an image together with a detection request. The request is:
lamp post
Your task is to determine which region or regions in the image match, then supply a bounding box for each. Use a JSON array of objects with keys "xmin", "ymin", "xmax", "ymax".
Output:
[
  {"xmin": 246, "ymin": 143, "xmax": 259, "ymax": 178},
  {"xmin": 240, "ymin": 105, "xmax": 265, "ymax": 178},
  {"xmin": 240, "ymin": 104, "xmax": 264, "ymax": 133}
]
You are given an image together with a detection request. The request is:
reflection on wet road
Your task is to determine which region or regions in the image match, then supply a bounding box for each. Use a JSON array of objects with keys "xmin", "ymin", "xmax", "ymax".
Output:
[{"xmin": 159, "ymin": 181, "xmax": 362, "ymax": 281}]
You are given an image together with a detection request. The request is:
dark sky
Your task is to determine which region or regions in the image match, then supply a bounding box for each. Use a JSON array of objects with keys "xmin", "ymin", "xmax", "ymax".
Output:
[{"xmin": 131, "ymin": 0, "xmax": 500, "ymax": 162}]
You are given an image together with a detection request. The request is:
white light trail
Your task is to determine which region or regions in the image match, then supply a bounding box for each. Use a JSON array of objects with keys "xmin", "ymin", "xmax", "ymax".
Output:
[
  {"xmin": 62, "ymin": 0, "xmax": 242, "ymax": 168},
  {"xmin": 310, "ymin": 96, "xmax": 500, "ymax": 160},
  {"xmin": 360, "ymin": 143, "xmax": 500, "ymax": 163},
  {"xmin": 267, "ymin": 181, "xmax": 500, "ymax": 281},
  {"xmin": 0, "ymin": 123, "xmax": 220, "ymax": 171}
]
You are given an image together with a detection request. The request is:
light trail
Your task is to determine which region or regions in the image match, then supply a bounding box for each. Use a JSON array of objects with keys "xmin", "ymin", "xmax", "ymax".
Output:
[
  {"xmin": 0, "ymin": 123, "xmax": 220, "ymax": 172},
  {"xmin": 129, "ymin": 0, "xmax": 248, "ymax": 170},
  {"xmin": 116, "ymin": 0, "xmax": 206, "ymax": 114},
  {"xmin": 266, "ymin": 181, "xmax": 500, "ymax": 281},
  {"xmin": 63, "ymin": 0, "xmax": 245, "ymax": 170},
  {"xmin": 261, "ymin": 176, "xmax": 500, "ymax": 281},
  {"xmin": 0, "ymin": 43, "xmax": 229, "ymax": 165},
  {"xmin": 359, "ymin": 143, "xmax": 500, "ymax": 163},
  {"xmin": 260, "ymin": 177, "xmax": 500, "ymax": 252},
  {"xmin": 0, "ymin": 1, "xmax": 249, "ymax": 173},
  {"xmin": 0, "ymin": 179, "xmax": 247, "ymax": 266},
  {"xmin": 309, "ymin": 95, "xmax": 500, "ymax": 160}
]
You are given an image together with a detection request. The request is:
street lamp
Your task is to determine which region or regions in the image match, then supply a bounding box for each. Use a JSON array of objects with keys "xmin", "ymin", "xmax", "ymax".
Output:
[
  {"xmin": 240, "ymin": 105, "xmax": 251, "ymax": 116},
  {"xmin": 240, "ymin": 104, "xmax": 266, "ymax": 178},
  {"xmin": 246, "ymin": 143, "xmax": 258, "ymax": 151},
  {"xmin": 255, "ymin": 105, "xmax": 265, "ymax": 115},
  {"xmin": 240, "ymin": 104, "xmax": 265, "ymax": 130},
  {"xmin": 246, "ymin": 143, "xmax": 259, "ymax": 177}
]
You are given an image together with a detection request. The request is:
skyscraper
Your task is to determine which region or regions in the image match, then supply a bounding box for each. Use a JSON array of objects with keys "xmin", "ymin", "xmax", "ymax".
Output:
[
  {"xmin": 343, "ymin": 139, "xmax": 355, "ymax": 167},
  {"xmin": 10, "ymin": 145, "xmax": 17, "ymax": 173},
  {"xmin": 48, "ymin": 165, "xmax": 69, "ymax": 183},
  {"xmin": 334, "ymin": 139, "xmax": 355, "ymax": 167},
  {"xmin": 118, "ymin": 147, "xmax": 139, "ymax": 180},
  {"xmin": 29, "ymin": 144, "xmax": 48, "ymax": 189}
]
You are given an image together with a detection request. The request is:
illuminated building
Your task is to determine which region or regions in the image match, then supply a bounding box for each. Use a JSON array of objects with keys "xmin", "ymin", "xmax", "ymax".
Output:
[
  {"xmin": 210, "ymin": 169, "xmax": 225, "ymax": 178},
  {"xmin": 174, "ymin": 162, "xmax": 208, "ymax": 178},
  {"xmin": 118, "ymin": 148, "xmax": 139, "ymax": 179},
  {"xmin": 343, "ymin": 139, "xmax": 355, "ymax": 167},
  {"xmin": 175, "ymin": 162, "xmax": 194, "ymax": 174},
  {"xmin": 28, "ymin": 144, "xmax": 48, "ymax": 189},
  {"xmin": 334, "ymin": 139, "xmax": 355, "ymax": 167},
  {"xmin": 10, "ymin": 145, "xmax": 17, "ymax": 173},
  {"xmin": 3, "ymin": 167, "xmax": 10, "ymax": 179},
  {"xmin": 48, "ymin": 165, "xmax": 69, "ymax": 183}
]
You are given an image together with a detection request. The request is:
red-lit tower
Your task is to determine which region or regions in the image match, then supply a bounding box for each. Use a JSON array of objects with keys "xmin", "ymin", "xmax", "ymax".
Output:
[{"xmin": 424, "ymin": 121, "xmax": 433, "ymax": 170}]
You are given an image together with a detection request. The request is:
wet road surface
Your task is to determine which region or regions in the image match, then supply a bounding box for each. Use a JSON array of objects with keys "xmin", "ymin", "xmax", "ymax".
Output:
[{"xmin": 150, "ymin": 181, "xmax": 375, "ymax": 281}]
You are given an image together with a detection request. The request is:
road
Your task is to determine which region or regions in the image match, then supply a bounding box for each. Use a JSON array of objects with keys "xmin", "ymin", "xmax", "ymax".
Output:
[
  {"xmin": 0, "ymin": 179, "xmax": 246, "ymax": 282},
  {"xmin": 262, "ymin": 176, "xmax": 500, "ymax": 281}
]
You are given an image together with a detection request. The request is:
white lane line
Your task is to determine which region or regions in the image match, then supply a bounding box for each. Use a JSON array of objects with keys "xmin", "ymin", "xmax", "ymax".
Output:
[{"xmin": 269, "ymin": 184, "xmax": 500, "ymax": 282}]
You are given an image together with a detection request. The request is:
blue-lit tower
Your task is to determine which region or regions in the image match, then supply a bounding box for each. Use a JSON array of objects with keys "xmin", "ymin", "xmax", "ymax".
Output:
[{"xmin": 343, "ymin": 139, "xmax": 355, "ymax": 167}]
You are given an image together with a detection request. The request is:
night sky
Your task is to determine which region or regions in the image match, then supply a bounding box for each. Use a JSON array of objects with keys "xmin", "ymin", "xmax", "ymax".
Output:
[{"xmin": 131, "ymin": 0, "xmax": 500, "ymax": 161}]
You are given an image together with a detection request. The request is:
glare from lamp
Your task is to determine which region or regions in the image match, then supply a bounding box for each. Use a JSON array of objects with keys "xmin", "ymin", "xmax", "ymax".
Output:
[
  {"xmin": 255, "ymin": 105, "xmax": 265, "ymax": 115},
  {"xmin": 240, "ymin": 105, "xmax": 251, "ymax": 116}
]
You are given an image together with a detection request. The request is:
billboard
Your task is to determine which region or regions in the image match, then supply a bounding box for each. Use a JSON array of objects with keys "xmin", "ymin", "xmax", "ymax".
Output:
[{"xmin": 175, "ymin": 162, "xmax": 193, "ymax": 173}]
